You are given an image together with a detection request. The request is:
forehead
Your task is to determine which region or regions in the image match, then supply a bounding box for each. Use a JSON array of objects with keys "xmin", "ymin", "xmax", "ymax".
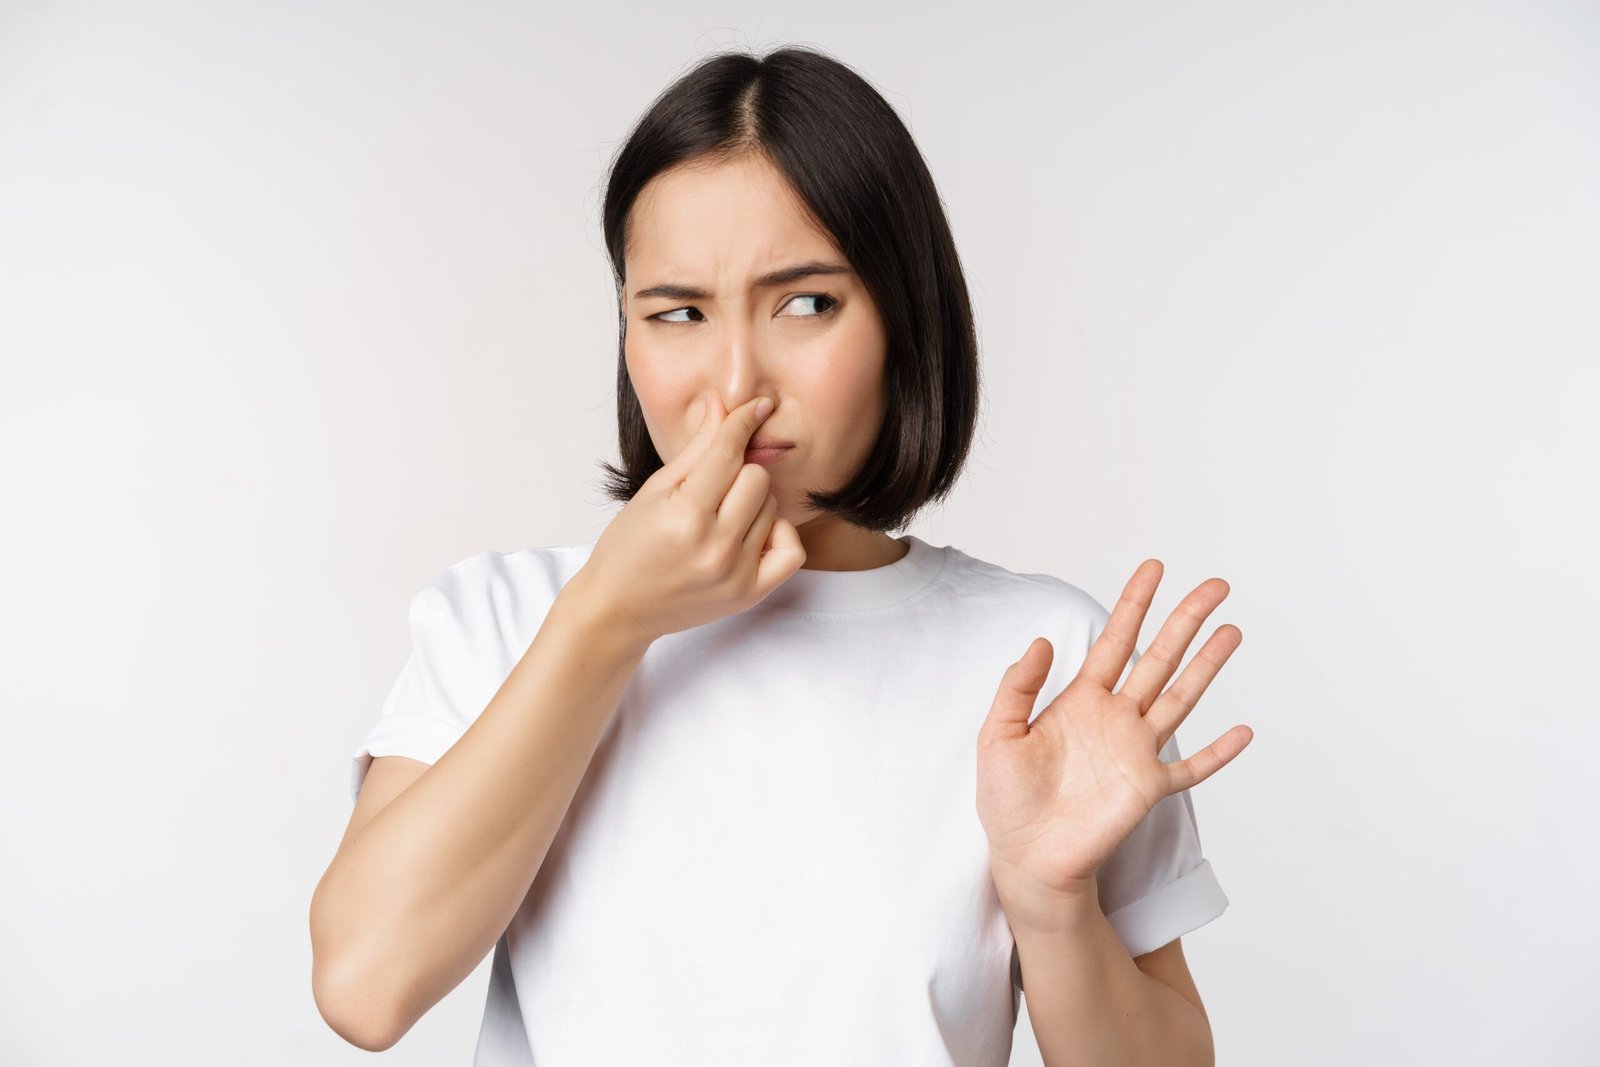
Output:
[{"xmin": 626, "ymin": 155, "xmax": 840, "ymax": 278}]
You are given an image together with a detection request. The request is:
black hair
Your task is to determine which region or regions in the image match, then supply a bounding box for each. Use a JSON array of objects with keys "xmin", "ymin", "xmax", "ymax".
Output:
[{"xmin": 592, "ymin": 45, "xmax": 981, "ymax": 534}]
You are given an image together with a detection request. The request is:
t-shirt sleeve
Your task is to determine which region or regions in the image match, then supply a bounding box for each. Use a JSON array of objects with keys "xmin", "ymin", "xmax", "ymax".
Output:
[
  {"xmin": 348, "ymin": 574, "xmax": 492, "ymax": 804},
  {"xmin": 1013, "ymin": 592, "xmax": 1230, "ymax": 991}
]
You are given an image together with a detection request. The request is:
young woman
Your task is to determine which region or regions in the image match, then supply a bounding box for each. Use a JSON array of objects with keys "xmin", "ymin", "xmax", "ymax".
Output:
[{"xmin": 310, "ymin": 45, "xmax": 1251, "ymax": 1067}]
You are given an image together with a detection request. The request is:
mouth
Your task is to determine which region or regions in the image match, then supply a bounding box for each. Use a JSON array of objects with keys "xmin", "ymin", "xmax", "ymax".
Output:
[{"xmin": 743, "ymin": 444, "xmax": 793, "ymax": 465}]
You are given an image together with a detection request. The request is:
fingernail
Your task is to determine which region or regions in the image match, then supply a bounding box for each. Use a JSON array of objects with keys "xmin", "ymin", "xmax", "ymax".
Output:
[{"xmin": 755, "ymin": 396, "xmax": 773, "ymax": 420}]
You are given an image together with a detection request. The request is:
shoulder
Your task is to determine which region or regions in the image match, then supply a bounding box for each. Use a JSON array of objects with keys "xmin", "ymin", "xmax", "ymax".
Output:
[
  {"xmin": 941, "ymin": 545, "xmax": 1111, "ymax": 632},
  {"xmin": 409, "ymin": 540, "xmax": 598, "ymax": 650},
  {"xmin": 427, "ymin": 541, "xmax": 594, "ymax": 601}
]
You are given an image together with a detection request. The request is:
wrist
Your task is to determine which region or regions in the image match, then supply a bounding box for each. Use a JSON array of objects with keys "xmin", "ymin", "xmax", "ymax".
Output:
[
  {"xmin": 553, "ymin": 570, "xmax": 658, "ymax": 656},
  {"xmin": 990, "ymin": 858, "xmax": 1101, "ymax": 935}
]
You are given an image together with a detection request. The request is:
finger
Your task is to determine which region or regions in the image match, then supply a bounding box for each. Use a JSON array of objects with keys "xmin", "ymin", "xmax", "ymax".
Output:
[
  {"xmin": 660, "ymin": 389, "xmax": 726, "ymax": 479},
  {"xmin": 1143, "ymin": 623, "xmax": 1243, "ymax": 744},
  {"xmin": 753, "ymin": 515, "xmax": 806, "ymax": 598},
  {"xmin": 1079, "ymin": 560, "xmax": 1162, "ymax": 692},
  {"xmin": 1162, "ymin": 723, "xmax": 1254, "ymax": 792},
  {"xmin": 979, "ymin": 637, "xmax": 1053, "ymax": 739},
  {"xmin": 718, "ymin": 460, "xmax": 772, "ymax": 527},
  {"xmin": 740, "ymin": 491, "xmax": 778, "ymax": 561},
  {"xmin": 680, "ymin": 394, "xmax": 776, "ymax": 511},
  {"xmin": 1121, "ymin": 577, "xmax": 1231, "ymax": 711}
]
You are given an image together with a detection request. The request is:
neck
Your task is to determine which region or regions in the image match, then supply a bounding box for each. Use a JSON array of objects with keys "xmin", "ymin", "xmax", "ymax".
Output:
[{"xmin": 793, "ymin": 515, "xmax": 909, "ymax": 572}]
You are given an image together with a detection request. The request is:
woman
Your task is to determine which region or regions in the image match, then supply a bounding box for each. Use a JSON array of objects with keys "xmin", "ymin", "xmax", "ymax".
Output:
[{"xmin": 310, "ymin": 45, "xmax": 1251, "ymax": 1066}]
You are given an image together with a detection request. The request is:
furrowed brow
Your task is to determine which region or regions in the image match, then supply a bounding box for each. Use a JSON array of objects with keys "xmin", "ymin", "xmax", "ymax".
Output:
[{"xmin": 632, "ymin": 260, "xmax": 851, "ymax": 301}]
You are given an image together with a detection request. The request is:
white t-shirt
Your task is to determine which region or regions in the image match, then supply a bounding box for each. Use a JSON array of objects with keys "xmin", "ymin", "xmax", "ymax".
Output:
[{"xmin": 350, "ymin": 533, "xmax": 1228, "ymax": 1065}]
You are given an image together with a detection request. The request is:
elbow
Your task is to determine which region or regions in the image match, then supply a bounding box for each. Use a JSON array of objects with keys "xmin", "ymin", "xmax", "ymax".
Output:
[
  {"xmin": 310, "ymin": 879, "xmax": 409, "ymax": 1050},
  {"xmin": 312, "ymin": 957, "xmax": 406, "ymax": 1052}
]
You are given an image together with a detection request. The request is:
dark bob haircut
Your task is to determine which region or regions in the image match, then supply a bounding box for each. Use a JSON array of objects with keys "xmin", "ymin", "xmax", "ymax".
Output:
[{"xmin": 593, "ymin": 45, "xmax": 981, "ymax": 534}]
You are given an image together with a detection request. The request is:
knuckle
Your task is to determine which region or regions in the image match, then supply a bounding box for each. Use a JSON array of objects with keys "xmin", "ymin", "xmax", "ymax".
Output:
[
  {"xmin": 663, "ymin": 505, "xmax": 703, "ymax": 546},
  {"xmin": 697, "ymin": 536, "xmax": 736, "ymax": 578}
]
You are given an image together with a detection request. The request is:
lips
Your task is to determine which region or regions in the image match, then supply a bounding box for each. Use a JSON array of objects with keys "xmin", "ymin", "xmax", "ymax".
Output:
[
  {"xmin": 743, "ymin": 444, "xmax": 791, "ymax": 466},
  {"xmin": 747, "ymin": 439, "xmax": 793, "ymax": 450}
]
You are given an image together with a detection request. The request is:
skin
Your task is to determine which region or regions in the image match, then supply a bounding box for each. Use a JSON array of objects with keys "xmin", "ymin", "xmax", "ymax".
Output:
[{"xmin": 621, "ymin": 151, "xmax": 908, "ymax": 573}]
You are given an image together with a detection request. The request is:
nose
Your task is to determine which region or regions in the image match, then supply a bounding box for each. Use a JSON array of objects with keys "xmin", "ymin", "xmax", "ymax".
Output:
[{"xmin": 699, "ymin": 315, "xmax": 777, "ymax": 415}]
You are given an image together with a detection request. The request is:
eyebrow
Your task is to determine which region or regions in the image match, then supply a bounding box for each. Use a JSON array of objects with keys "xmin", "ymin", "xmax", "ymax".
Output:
[{"xmin": 632, "ymin": 260, "xmax": 852, "ymax": 301}]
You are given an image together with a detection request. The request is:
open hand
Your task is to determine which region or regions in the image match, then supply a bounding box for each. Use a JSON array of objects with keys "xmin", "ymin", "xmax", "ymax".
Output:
[{"xmin": 977, "ymin": 560, "xmax": 1253, "ymax": 913}]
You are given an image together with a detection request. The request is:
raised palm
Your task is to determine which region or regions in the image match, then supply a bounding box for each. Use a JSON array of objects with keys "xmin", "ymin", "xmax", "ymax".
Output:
[{"xmin": 977, "ymin": 560, "xmax": 1253, "ymax": 908}]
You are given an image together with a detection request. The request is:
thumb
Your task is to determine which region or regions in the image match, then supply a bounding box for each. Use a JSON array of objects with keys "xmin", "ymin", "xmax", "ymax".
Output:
[
  {"xmin": 692, "ymin": 390, "xmax": 728, "ymax": 439},
  {"xmin": 981, "ymin": 637, "xmax": 1053, "ymax": 736},
  {"xmin": 665, "ymin": 391, "xmax": 726, "ymax": 473}
]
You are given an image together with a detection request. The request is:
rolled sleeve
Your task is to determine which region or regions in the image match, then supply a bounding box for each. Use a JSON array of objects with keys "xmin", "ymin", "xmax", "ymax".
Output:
[
  {"xmin": 349, "ymin": 579, "xmax": 486, "ymax": 803},
  {"xmin": 349, "ymin": 710, "xmax": 469, "ymax": 803},
  {"xmin": 1103, "ymin": 857, "xmax": 1229, "ymax": 958}
]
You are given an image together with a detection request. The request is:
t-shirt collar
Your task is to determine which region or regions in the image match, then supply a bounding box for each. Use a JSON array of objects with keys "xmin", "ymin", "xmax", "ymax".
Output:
[{"xmin": 753, "ymin": 533, "xmax": 948, "ymax": 614}]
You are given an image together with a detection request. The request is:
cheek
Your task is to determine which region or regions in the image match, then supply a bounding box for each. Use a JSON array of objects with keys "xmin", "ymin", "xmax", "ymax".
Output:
[
  {"xmin": 625, "ymin": 342, "xmax": 705, "ymax": 462},
  {"xmin": 624, "ymin": 353, "xmax": 666, "ymax": 453},
  {"xmin": 625, "ymin": 331, "xmax": 698, "ymax": 404},
  {"xmin": 786, "ymin": 382, "xmax": 880, "ymax": 476},
  {"xmin": 806, "ymin": 342, "xmax": 886, "ymax": 443},
  {"xmin": 623, "ymin": 332, "xmax": 649, "ymax": 395},
  {"xmin": 625, "ymin": 340, "xmax": 671, "ymax": 417}
]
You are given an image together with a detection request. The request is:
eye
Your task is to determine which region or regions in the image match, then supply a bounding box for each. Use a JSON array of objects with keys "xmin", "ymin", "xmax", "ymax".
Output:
[
  {"xmin": 646, "ymin": 293, "xmax": 840, "ymax": 325},
  {"xmin": 778, "ymin": 293, "xmax": 839, "ymax": 318},
  {"xmin": 651, "ymin": 306, "xmax": 704, "ymax": 324}
]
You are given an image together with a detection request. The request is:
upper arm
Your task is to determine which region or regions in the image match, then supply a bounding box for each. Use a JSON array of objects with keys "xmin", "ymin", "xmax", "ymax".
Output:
[
  {"xmin": 1133, "ymin": 937, "xmax": 1208, "ymax": 1024},
  {"xmin": 335, "ymin": 755, "xmax": 432, "ymax": 858}
]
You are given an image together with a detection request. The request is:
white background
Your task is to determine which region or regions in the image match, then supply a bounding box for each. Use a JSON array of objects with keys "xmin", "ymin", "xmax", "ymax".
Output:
[{"xmin": 2, "ymin": 1, "xmax": 1596, "ymax": 1064}]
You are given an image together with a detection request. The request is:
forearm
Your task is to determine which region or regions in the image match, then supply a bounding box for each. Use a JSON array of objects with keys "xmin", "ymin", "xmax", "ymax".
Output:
[
  {"xmin": 311, "ymin": 573, "xmax": 652, "ymax": 1041},
  {"xmin": 995, "ymin": 870, "xmax": 1213, "ymax": 1067}
]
